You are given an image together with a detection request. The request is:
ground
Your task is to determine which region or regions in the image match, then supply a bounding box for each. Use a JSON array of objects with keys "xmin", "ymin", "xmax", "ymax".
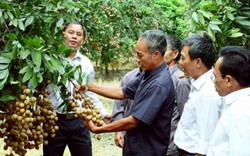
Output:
[{"xmin": 0, "ymin": 133, "xmax": 122, "ymax": 156}]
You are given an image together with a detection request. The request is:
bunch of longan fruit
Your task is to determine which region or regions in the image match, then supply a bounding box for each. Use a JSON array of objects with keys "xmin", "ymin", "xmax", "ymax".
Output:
[
  {"xmin": 66, "ymin": 90, "xmax": 104, "ymax": 127},
  {"xmin": 0, "ymin": 85, "xmax": 58, "ymax": 156}
]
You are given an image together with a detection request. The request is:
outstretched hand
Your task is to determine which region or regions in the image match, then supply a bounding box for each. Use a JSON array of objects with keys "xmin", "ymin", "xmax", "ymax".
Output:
[
  {"xmin": 75, "ymin": 82, "xmax": 87, "ymax": 93},
  {"xmin": 81, "ymin": 114, "xmax": 99, "ymax": 133}
]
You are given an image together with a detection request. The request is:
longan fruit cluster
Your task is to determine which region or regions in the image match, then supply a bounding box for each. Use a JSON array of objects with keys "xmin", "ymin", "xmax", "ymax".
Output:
[
  {"xmin": 0, "ymin": 85, "xmax": 59, "ymax": 156},
  {"xmin": 67, "ymin": 89, "xmax": 103, "ymax": 127},
  {"xmin": 81, "ymin": 97, "xmax": 103, "ymax": 127}
]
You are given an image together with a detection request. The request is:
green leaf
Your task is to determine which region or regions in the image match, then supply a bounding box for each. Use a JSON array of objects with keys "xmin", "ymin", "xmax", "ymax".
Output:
[
  {"xmin": 0, "ymin": 64, "xmax": 9, "ymax": 70},
  {"xmin": 37, "ymin": 72, "xmax": 43, "ymax": 83},
  {"xmin": 18, "ymin": 19, "xmax": 25, "ymax": 31},
  {"xmin": 25, "ymin": 16, "xmax": 34, "ymax": 27},
  {"xmin": 235, "ymin": 19, "xmax": 250, "ymax": 27},
  {"xmin": 0, "ymin": 57, "xmax": 11, "ymax": 64},
  {"xmin": 56, "ymin": 17, "xmax": 64, "ymax": 27},
  {"xmin": 10, "ymin": 80, "xmax": 20, "ymax": 85},
  {"xmin": 0, "ymin": 95, "xmax": 16, "ymax": 102},
  {"xmin": 225, "ymin": 6, "xmax": 237, "ymax": 12},
  {"xmin": 190, "ymin": 19, "xmax": 197, "ymax": 30},
  {"xmin": 210, "ymin": 20, "xmax": 222, "ymax": 25},
  {"xmin": 61, "ymin": 74, "xmax": 67, "ymax": 86},
  {"xmin": 226, "ymin": 11, "xmax": 235, "ymax": 21},
  {"xmin": 30, "ymin": 74, "xmax": 38, "ymax": 89},
  {"xmin": 0, "ymin": 69, "xmax": 9, "ymax": 79},
  {"xmin": 19, "ymin": 66, "xmax": 29, "ymax": 74},
  {"xmin": 230, "ymin": 32, "xmax": 243, "ymax": 38},
  {"xmin": 208, "ymin": 26, "xmax": 215, "ymax": 41},
  {"xmin": 209, "ymin": 23, "xmax": 221, "ymax": 32},
  {"xmin": 33, "ymin": 36, "xmax": 41, "ymax": 48},
  {"xmin": 0, "ymin": 73, "xmax": 9, "ymax": 90},
  {"xmin": 7, "ymin": 11, "xmax": 14, "ymax": 20},
  {"xmin": 50, "ymin": 57, "xmax": 61, "ymax": 69},
  {"xmin": 33, "ymin": 67, "xmax": 40, "ymax": 73},
  {"xmin": 64, "ymin": 48, "xmax": 74, "ymax": 57},
  {"xmin": 197, "ymin": 12, "xmax": 205, "ymax": 25},
  {"xmin": 197, "ymin": 10, "xmax": 212, "ymax": 19},
  {"xmin": 62, "ymin": 103, "xmax": 69, "ymax": 113},
  {"xmin": 20, "ymin": 49, "xmax": 30, "ymax": 59},
  {"xmin": 57, "ymin": 100, "xmax": 68, "ymax": 110},
  {"xmin": 6, "ymin": 33, "xmax": 17, "ymax": 40},
  {"xmin": 31, "ymin": 50, "xmax": 42, "ymax": 68},
  {"xmin": 22, "ymin": 67, "xmax": 33, "ymax": 83},
  {"xmin": 74, "ymin": 70, "xmax": 80, "ymax": 81},
  {"xmin": 192, "ymin": 12, "xmax": 198, "ymax": 23}
]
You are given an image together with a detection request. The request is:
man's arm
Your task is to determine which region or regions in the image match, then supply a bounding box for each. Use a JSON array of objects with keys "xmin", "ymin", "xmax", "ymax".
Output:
[
  {"xmin": 83, "ymin": 115, "xmax": 140, "ymax": 133},
  {"xmin": 81, "ymin": 82, "xmax": 126, "ymax": 100}
]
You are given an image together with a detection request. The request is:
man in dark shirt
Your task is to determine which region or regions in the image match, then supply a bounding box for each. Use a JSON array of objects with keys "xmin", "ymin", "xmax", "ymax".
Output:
[{"xmin": 80, "ymin": 30, "xmax": 175, "ymax": 156}]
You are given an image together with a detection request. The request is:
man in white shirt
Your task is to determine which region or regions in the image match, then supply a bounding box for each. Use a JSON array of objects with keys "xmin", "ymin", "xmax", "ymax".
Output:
[
  {"xmin": 207, "ymin": 46, "xmax": 250, "ymax": 156},
  {"xmin": 43, "ymin": 21, "xmax": 110, "ymax": 156},
  {"xmin": 174, "ymin": 33, "xmax": 221, "ymax": 156}
]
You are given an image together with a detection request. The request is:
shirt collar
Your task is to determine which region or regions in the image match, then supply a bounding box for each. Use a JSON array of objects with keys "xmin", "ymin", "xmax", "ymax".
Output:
[
  {"xmin": 191, "ymin": 68, "xmax": 213, "ymax": 91},
  {"xmin": 169, "ymin": 64, "xmax": 179, "ymax": 76},
  {"xmin": 71, "ymin": 50, "xmax": 81, "ymax": 60},
  {"xmin": 144, "ymin": 62, "xmax": 167, "ymax": 78},
  {"xmin": 223, "ymin": 87, "xmax": 250, "ymax": 106}
]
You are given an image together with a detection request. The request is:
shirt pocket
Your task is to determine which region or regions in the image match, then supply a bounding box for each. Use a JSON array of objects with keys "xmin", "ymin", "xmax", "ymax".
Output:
[{"xmin": 180, "ymin": 101, "xmax": 195, "ymax": 128}]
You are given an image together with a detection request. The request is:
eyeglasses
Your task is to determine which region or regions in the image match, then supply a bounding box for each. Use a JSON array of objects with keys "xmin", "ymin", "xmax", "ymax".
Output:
[{"xmin": 211, "ymin": 73, "xmax": 225, "ymax": 82}]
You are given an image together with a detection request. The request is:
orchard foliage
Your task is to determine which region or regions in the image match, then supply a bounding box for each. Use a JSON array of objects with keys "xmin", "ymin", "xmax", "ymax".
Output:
[
  {"xmin": 0, "ymin": 0, "xmax": 189, "ymax": 93},
  {"xmin": 188, "ymin": 0, "xmax": 250, "ymax": 49}
]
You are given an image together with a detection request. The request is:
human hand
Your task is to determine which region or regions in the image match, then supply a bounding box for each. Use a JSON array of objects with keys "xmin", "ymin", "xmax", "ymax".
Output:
[
  {"xmin": 103, "ymin": 114, "xmax": 111, "ymax": 124},
  {"xmin": 80, "ymin": 82, "xmax": 88, "ymax": 92},
  {"xmin": 75, "ymin": 82, "xmax": 87, "ymax": 93},
  {"xmin": 81, "ymin": 114, "xmax": 99, "ymax": 133},
  {"xmin": 114, "ymin": 132, "xmax": 124, "ymax": 148}
]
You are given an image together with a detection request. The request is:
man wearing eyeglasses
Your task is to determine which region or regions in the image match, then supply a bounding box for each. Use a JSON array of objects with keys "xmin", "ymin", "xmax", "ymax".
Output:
[{"xmin": 208, "ymin": 46, "xmax": 250, "ymax": 156}]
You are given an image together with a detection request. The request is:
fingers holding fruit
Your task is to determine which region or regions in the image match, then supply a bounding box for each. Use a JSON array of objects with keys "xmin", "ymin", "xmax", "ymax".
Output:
[{"xmin": 79, "ymin": 82, "xmax": 87, "ymax": 92}]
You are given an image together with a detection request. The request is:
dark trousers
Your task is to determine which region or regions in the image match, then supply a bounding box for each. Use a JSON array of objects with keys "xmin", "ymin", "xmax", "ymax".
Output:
[
  {"xmin": 178, "ymin": 148, "xmax": 195, "ymax": 156},
  {"xmin": 43, "ymin": 114, "xmax": 92, "ymax": 156}
]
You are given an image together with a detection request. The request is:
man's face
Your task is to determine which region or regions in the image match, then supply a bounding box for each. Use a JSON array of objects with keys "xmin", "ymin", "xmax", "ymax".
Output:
[
  {"xmin": 179, "ymin": 46, "xmax": 197, "ymax": 79},
  {"xmin": 164, "ymin": 46, "xmax": 174, "ymax": 65},
  {"xmin": 63, "ymin": 23, "xmax": 84, "ymax": 49},
  {"xmin": 135, "ymin": 39, "xmax": 155, "ymax": 71},
  {"xmin": 213, "ymin": 57, "xmax": 229, "ymax": 96}
]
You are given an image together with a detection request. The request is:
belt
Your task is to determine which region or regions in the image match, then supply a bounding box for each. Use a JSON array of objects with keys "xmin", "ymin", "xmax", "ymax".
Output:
[{"xmin": 56, "ymin": 113, "xmax": 77, "ymax": 120}]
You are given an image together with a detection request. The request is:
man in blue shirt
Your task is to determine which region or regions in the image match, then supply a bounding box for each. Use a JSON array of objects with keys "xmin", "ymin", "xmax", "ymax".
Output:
[{"xmin": 80, "ymin": 30, "xmax": 175, "ymax": 156}]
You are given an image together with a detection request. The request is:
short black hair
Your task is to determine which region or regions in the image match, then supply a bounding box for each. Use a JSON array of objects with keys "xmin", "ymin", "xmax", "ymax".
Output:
[
  {"xmin": 140, "ymin": 30, "xmax": 167, "ymax": 56},
  {"xmin": 166, "ymin": 35, "xmax": 182, "ymax": 61},
  {"xmin": 219, "ymin": 46, "xmax": 250, "ymax": 87},
  {"xmin": 63, "ymin": 20, "xmax": 87, "ymax": 36},
  {"xmin": 182, "ymin": 33, "xmax": 217, "ymax": 68}
]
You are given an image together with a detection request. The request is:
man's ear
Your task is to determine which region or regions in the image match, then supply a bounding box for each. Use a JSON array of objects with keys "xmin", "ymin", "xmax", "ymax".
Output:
[
  {"xmin": 62, "ymin": 32, "xmax": 65, "ymax": 37},
  {"xmin": 196, "ymin": 58, "xmax": 203, "ymax": 68},
  {"xmin": 225, "ymin": 75, "xmax": 233, "ymax": 87},
  {"xmin": 172, "ymin": 50, "xmax": 179, "ymax": 59},
  {"xmin": 153, "ymin": 50, "xmax": 160, "ymax": 60}
]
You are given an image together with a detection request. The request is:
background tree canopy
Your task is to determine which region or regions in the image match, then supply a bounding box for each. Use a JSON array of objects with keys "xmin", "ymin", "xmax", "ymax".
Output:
[{"xmin": 188, "ymin": 0, "xmax": 250, "ymax": 50}]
